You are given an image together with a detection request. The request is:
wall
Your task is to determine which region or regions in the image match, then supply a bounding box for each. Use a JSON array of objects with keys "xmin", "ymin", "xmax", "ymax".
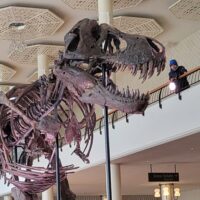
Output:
[
  {"xmin": 179, "ymin": 188, "xmax": 200, "ymax": 200},
  {"xmin": 55, "ymin": 84, "xmax": 200, "ymax": 170}
]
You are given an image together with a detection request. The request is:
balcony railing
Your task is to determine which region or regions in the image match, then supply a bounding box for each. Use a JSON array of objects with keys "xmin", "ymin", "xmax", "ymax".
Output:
[
  {"xmin": 96, "ymin": 66, "xmax": 200, "ymax": 134},
  {"xmin": 1, "ymin": 66, "xmax": 200, "ymax": 137}
]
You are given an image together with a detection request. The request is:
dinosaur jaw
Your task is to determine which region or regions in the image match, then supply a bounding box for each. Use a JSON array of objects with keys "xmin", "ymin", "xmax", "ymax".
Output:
[
  {"xmin": 54, "ymin": 65, "xmax": 149, "ymax": 114},
  {"xmin": 79, "ymin": 82, "xmax": 149, "ymax": 114}
]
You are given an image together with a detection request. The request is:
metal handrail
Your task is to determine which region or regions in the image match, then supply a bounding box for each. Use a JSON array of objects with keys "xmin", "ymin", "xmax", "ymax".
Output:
[{"xmin": 95, "ymin": 66, "xmax": 200, "ymax": 131}]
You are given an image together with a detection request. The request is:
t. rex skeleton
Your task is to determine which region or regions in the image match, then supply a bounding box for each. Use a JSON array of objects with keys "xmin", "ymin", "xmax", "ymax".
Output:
[{"xmin": 0, "ymin": 18, "xmax": 165, "ymax": 200}]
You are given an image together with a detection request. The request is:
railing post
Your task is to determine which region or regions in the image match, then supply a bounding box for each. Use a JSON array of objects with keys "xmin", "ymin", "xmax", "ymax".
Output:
[
  {"xmin": 178, "ymin": 92, "xmax": 182, "ymax": 100},
  {"xmin": 158, "ymin": 88, "xmax": 163, "ymax": 109},
  {"xmin": 111, "ymin": 111, "xmax": 117, "ymax": 129}
]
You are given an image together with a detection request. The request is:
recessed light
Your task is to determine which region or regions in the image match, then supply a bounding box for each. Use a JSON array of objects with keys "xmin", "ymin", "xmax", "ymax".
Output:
[{"xmin": 9, "ymin": 22, "xmax": 26, "ymax": 31}]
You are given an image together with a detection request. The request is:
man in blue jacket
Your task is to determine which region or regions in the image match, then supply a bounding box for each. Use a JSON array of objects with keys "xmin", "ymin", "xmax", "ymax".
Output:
[{"xmin": 169, "ymin": 59, "xmax": 190, "ymax": 93}]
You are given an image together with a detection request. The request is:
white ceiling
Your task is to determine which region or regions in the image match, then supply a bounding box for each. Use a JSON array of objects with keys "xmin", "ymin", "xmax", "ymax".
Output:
[
  {"xmin": 0, "ymin": 0, "xmax": 200, "ymax": 196},
  {"xmin": 0, "ymin": 0, "xmax": 200, "ymax": 83}
]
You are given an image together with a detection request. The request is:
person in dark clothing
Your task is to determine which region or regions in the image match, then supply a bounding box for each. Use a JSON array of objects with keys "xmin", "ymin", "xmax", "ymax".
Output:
[{"xmin": 168, "ymin": 59, "xmax": 190, "ymax": 93}]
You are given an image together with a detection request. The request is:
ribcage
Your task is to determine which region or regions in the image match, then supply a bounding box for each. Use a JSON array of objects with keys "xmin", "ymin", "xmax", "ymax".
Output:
[{"xmin": 0, "ymin": 76, "xmax": 96, "ymax": 193}]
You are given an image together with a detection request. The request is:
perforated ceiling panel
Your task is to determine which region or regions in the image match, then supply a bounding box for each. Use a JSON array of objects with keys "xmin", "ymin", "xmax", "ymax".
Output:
[
  {"xmin": 9, "ymin": 44, "xmax": 64, "ymax": 65},
  {"xmin": 27, "ymin": 71, "xmax": 39, "ymax": 83},
  {"xmin": 0, "ymin": 64, "xmax": 16, "ymax": 81},
  {"xmin": 169, "ymin": 0, "xmax": 200, "ymax": 20},
  {"xmin": 62, "ymin": 0, "xmax": 143, "ymax": 10},
  {"xmin": 113, "ymin": 16, "xmax": 164, "ymax": 38},
  {"xmin": 0, "ymin": 64, "xmax": 16, "ymax": 92},
  {"xmin": 0, "ymin": 6, "xmax": 64, "ymax": 40}
]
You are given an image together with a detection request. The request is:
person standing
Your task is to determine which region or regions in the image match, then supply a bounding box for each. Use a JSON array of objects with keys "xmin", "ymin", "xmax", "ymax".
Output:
[{"xmin": 168, "ymin": 59, "xmax": 190, "ymax": 93}]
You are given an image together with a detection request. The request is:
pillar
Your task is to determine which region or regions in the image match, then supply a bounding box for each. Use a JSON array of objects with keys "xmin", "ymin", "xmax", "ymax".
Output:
[
  {"xmin": 37, "ymin": 54, "xmax": 49, "ymax": 77},
  {"xmin": 160, "ymin": 184, "xmax": 174, "ymax": 200},
  {"xmin": 4, "ymin": 195, "xmax": 12, "ymax": 200},
  {"xmin": 42, "ymin": 187, "xmax": 54, "ymax": 200},
  {"xmin": 111, "ymin": 164, "xmax": 122, "ymax": 200},
  {"xmin": 37, "ymin": 54, "xmax": 54, "ymax": 200},
  {"xmin": 98, "ymin": 0, "xmax": 113, "ymax": 25},
  {"xmin": 98, "ymin": 0, "xmax": 116, "ymax": 95}
]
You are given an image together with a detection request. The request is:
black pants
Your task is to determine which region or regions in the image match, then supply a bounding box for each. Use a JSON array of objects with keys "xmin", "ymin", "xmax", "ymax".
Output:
[{"xmin": 174, "ymin": 78, "xmax": 190, "ymax": 93}]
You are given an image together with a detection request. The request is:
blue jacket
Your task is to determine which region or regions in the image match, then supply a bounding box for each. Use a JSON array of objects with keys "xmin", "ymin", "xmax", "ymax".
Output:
[{"xmin": 168, "ymin": 66, "xmax": 189, "ymax": 92}]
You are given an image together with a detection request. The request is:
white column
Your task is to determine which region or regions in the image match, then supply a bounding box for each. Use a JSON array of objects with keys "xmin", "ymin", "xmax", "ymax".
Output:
[
  {"xmin": 4, "ymin": 195, "xmax": 12, "ymax": 200},
  {"xmin": 98, "ymin": 0, "xmax": 113, "ymax": 25},
  {"xmin": 37, "ymin": 54, "xmax": 49, "ymax": 77},
  {"xmin": 42, "ymin": 187, "xmax": 54, "ymax": 200},
  {"xmin": 111, "ymin": 164, "xmax": 122, "ymax": 200},
  {"xmin": 98, "ymin": 0, "xmax": 116, "ymax": 100},
  {"xmin": 98, "ymin": 2, "xmax": 119, "ymax": 200},
  {"xmin": 161, "ymin": 184, "xmax": 174, "ymax": 200},
  {"xmin": 38, "ymin": 54, "xmax": 54, "ymax": 200}
]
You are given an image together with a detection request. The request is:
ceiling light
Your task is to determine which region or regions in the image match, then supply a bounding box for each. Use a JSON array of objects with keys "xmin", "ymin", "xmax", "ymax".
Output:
[
  {"xmin": 9, "ymin": 22, "xmax": 26, "ymax": 31},
  {"xmin": 163, "ymin": 186, "xmax": 170, "ymax": 196},
  {"xmin": 174, "ymin": 188, "xmax": 181, "ymax": 197},
  {"xmin": 0, "ymin": 6, "xmax": 64, "ymax": 41},
  {"xmin": 154, "ymin": 188, "xmax": 161, "ymax": 198},
  {"xmin": 154, "ymin": 184, "xmax": 181, "ymax": 199}
]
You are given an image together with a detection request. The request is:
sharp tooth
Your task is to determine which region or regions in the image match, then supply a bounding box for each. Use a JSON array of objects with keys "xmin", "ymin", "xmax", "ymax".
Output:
[
  {"xmin": 122, "ymin": 65, "xmax": 126, "ymax": 71},
  {"xmin": 161, "ymin": 58, "xmax": 166, "ymax": 71},
  {"xmin": 157, "ymin": 62, "xmax": 162, "ymax": 76},
  {"xmin": 132, "ymin": 89, "xmax": 135, "ymax": 98},
  {"xmin": 126, "ymin": 86, "xmax": 131, "ymax": 97},
  {"xmin": 148, "ymin": 60, "xmax": 154, "ymax": 78},
  {"xmin": 114, "ymin": 86, "xmax": 119, "ymax": 95},
  {"xmin": 134, "ymin": 89, "xmax": 140, "ymax": 100},
  {"xmin": 118, "ymin": 64, "xmax": 122, "ymax": 71},
  {"xmin": 123, "ymin": 88, "xmax": 126, "ymax": 97},
  {"xmin": 145, "ymin": 92, "xmax": 150, "ymax": 100},
  {"xmin": 112, "ymin": 63, "xmax": 118, "ymax": 72},
  {"xmin": 132, "ymin": 64, "xmax": 137, "ymax": 76},
  {"xmin": 140, "ymin": 63, "xmax": 148, "ymax": 81},
  {"xmin": 114, "ymin": 86, "xmax": 117, "ymax": 93},
  {"xmin": 108, "ymin": 85, "xmax": 112, "ymax": 91},
  {"xmin": 140, "ymin": 93, "xmax": 145, "ymax": 100},
  {"xmin": 120, "ymin": 64, "xmax": 124, "ymax": 71}
]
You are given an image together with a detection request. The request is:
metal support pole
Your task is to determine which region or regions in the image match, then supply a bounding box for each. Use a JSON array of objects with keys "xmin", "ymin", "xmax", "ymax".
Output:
[
  {"xmin": 56, "ymin": 135, "xmax": 61, "ymax": 200},
  {"xmin": 14, "ymin": 146, "xmax": 18, "ymax": 163},
  {"xmin": 102, "ymin": 65, "xmax": 112, "ymax": 200}
]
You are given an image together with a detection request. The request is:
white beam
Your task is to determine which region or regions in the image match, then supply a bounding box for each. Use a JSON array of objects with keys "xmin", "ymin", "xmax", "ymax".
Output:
[
  {"xmin": 37, "ymin": 54, "xmax": 49, "ymax": 77},
  {"xmin": 98, "ymin": 0, "xmax": 113, "ymax": 25},
  {"xmin": 111, "ymin": 164, "xmax": 122, "ymax": 200}
]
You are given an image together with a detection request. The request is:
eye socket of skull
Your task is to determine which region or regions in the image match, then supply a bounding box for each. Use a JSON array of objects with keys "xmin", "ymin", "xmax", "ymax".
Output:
[
  {"xmin": 67, "ymin": 28, "xmax": 80, "ymax": 52},
  {"xmin": 146, "ymin": 37, "xmax": 160, "ymax": 53}
]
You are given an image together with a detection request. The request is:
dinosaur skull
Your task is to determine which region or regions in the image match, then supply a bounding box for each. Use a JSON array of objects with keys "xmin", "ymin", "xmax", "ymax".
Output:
[{"xmin": 54, "ymin": 18, "xmax": 166, "ymax": 114}]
